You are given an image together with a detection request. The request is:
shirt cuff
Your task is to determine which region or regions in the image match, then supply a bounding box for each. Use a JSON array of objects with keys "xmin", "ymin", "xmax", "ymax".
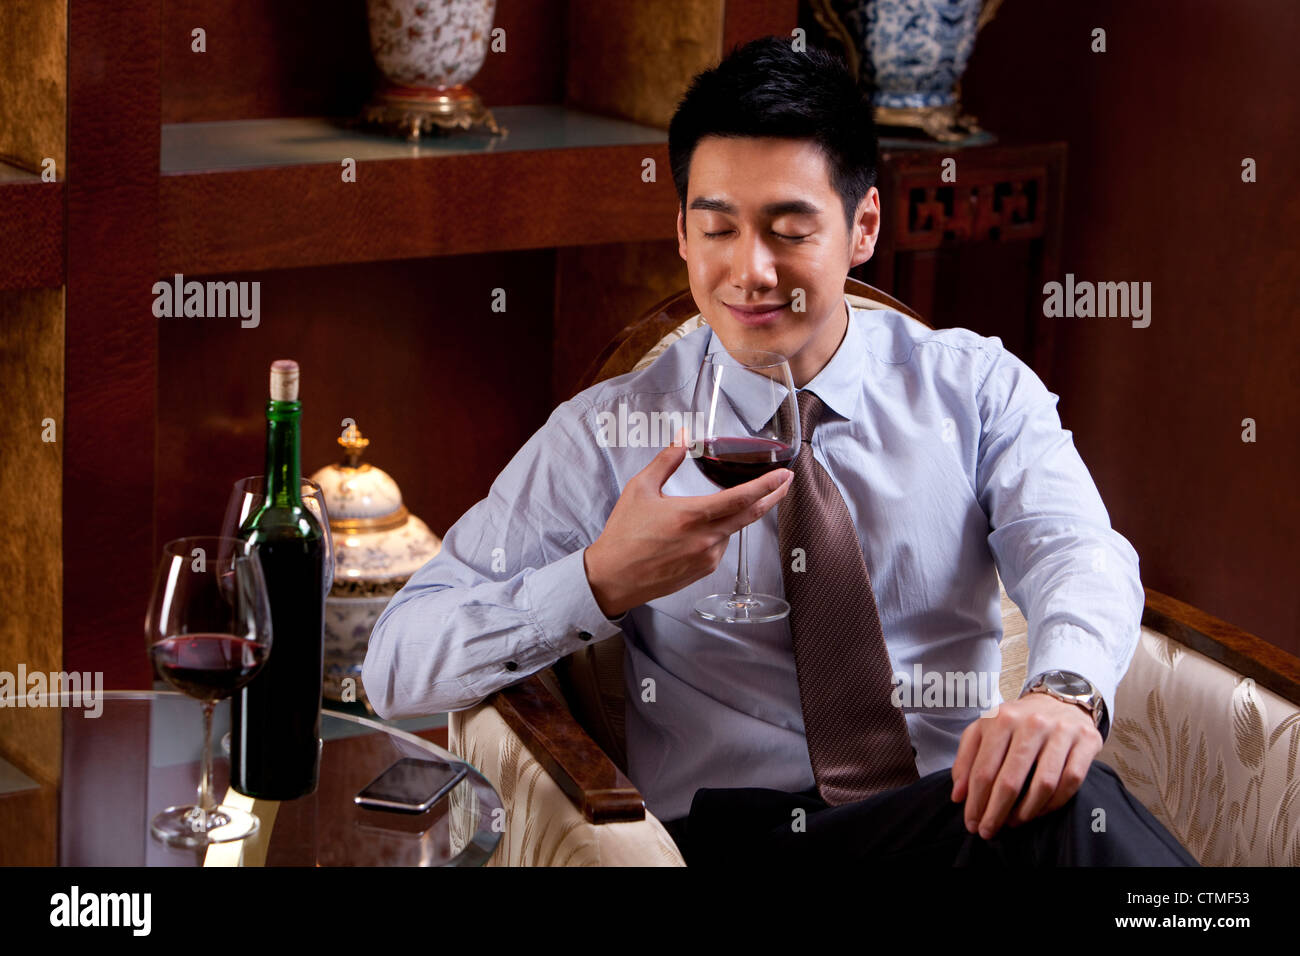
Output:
[{"xmin": 524, "ymin": 547, "xmax": 628, "ymax": 656}]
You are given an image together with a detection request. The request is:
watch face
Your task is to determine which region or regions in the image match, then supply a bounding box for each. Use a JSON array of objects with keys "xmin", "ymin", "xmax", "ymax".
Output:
[{"xmin": 1050, "ymin": 671, "xmax": 1093, "ymax": 696}]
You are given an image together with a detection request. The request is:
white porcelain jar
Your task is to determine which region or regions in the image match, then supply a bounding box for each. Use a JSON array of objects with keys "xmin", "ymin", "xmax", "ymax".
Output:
[{"xmin": 310, "ymin": 424, "xmax": 441, "ymax": 708}]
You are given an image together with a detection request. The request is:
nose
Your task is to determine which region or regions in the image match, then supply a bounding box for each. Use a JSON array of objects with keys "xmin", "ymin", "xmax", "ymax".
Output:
[{"xmin": 729, "ymin": 227, "xmax": 778, "ymax": 292}]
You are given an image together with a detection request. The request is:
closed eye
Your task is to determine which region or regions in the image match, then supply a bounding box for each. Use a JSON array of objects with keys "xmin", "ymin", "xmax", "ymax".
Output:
[{"xmin": 702, "ymin": 230, "xmax": 809, "ymax": 241}]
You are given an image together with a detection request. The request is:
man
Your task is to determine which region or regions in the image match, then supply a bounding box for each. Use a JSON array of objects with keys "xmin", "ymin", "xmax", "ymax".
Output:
[{"xmin": 363, "ymin": 36, "xmax": 1196, "ymax": 866}]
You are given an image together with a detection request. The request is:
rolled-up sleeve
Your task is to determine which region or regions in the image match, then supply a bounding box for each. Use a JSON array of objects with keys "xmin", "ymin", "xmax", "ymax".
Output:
[
  {"xmin": 974, "ymin": 342, "xmax": 1144, "ymax": 739},
  {"xmin": 362, "ymin": 396, "xmax": 626, "ymax": 719}
]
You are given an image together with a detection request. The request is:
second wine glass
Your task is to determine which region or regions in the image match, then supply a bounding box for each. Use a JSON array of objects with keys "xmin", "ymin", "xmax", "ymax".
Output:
[
  {"xmin": 223, "ymin": 475, "xmax": 335, "ymax": 596},
  {"xmin": 689, "ymin": 348, "xmax": 800, "ymax": 623}
]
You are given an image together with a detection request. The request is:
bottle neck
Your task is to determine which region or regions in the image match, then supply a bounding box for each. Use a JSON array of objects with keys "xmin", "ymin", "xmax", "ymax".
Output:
[{"xmin": 264, "ymin": 399, "xmax": 304, "ymax": 506}]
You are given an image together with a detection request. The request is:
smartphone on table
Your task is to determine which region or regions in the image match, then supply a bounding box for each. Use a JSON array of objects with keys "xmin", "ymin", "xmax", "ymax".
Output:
[{"xmin": 354, "ymin": 757, "xmax": 468, "ymax": 814}]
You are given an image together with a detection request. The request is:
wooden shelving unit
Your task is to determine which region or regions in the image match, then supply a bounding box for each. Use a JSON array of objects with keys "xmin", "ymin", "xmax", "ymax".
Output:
[
  {"xmin": 0, "ymin": 0, "xmax": 799, "ymax": 701},
  {"xmin": 159, "ymin": 108, "xmax": 676, "ymax": 273}
]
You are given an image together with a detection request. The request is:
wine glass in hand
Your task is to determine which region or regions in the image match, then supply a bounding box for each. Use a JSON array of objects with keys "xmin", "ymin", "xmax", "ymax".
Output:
[
  {"xmin": 145, "ymin": 535, "xmax": 272, "ymax": 846},
  {"xmin": 690, "ymin": 348, "xmax": 799, "ymax": 623}
]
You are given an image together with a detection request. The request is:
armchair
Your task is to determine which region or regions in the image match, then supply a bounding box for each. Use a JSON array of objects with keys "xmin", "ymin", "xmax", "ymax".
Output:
[{"xmin": 447, "ymin": 278, "xmax": 1300, "ymax": 866}]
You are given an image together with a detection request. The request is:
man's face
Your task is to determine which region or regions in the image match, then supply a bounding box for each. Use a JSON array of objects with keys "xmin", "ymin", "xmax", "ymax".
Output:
[{"xmin": 676, "ymin": 136, "xmax": 880, "ymax": 386}]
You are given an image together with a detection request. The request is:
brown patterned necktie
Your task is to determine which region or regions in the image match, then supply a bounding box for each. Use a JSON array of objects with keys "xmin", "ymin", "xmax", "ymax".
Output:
[{"xmin": 777, "ymin": 388, "xmax": 919, "ymax": 806}]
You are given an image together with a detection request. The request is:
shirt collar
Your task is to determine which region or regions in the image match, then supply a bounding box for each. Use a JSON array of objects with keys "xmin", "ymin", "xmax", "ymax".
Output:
[{"xmin": 703, "ymin": 295, "xmax": 864, "ymax": 431}]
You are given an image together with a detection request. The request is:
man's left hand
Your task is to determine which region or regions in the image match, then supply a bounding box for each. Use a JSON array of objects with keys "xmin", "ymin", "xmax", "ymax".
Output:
[{"xmin": 949, "ymin": 691, "xmax": 1102, "ymax": 840}]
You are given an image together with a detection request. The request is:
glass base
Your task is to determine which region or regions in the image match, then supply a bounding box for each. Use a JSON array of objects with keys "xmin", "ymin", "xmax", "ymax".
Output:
[
  {"xmin": 150, "ymin": 804, "xmax": 259, "ymax": 848},
  {"xmin": 694, "ymin": 592, "xmax": 789, "ymax": 624}
]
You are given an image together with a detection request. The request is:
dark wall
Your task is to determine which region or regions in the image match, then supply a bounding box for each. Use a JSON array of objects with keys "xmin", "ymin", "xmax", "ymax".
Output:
[
  {"xmin": 961, "ymin": 1, "xmax": 1299, "ymax": 651},
  {"xmin": 157, "ymin": 253, "xmax": 556, "ymax": 551}
]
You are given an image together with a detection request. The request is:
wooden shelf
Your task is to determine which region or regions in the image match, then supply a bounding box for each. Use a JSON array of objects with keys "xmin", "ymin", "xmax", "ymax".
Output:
[
  {"xmin": 0, "ymin": 162, "xmax": 63, "ymax": 291},
  {"xmin": 159, "ymin": 107, "xmax": 678, "ymax": 275}
]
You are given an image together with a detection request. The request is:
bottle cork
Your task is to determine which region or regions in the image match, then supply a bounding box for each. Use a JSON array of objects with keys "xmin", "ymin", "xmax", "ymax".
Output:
[{"xmin": 269, "ymin": 359, "xmax": 299, "ymax": 401}]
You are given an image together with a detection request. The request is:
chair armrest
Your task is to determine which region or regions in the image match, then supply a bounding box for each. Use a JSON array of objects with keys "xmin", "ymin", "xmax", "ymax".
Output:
[
  {"xmin": 490, "ymin": 674, "xmax": 645, "ymax": 824},
  {"xmin": 1143, "ymin": 587, "xmax": 1300, "ymax": 707}
]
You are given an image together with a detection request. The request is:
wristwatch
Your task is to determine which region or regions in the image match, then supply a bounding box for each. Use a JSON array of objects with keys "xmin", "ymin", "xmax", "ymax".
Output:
[{"xmin": 1021, "ymin": 670, "xmax": 1107, "ymax": 735}]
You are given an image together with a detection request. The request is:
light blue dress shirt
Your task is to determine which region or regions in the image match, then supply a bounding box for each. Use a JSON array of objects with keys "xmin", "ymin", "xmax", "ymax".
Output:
[{"xmin": 363, "ymin": 298, "xmax": 1143, "ymax": 822}]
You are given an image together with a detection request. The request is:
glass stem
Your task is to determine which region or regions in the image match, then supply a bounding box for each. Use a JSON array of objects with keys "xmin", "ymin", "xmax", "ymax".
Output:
[
  {"xmin": 196, "ymin": 700, "xmax": 217, "ymax": 827},
  {"xmin": 732, "ymin": 525, "xmax": 752, "ymax": 600}
]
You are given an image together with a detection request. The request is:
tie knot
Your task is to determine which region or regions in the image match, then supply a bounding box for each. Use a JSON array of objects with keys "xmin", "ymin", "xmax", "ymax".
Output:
[{"xmin": 797, "ymin": 389, "xmax": 827, "ymax": 443}]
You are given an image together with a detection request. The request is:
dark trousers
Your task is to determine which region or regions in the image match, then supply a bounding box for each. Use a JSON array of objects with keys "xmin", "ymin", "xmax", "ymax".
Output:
[{"xmin": 661, "ymin": 760, "xmax": 1198, "ymax": 866}]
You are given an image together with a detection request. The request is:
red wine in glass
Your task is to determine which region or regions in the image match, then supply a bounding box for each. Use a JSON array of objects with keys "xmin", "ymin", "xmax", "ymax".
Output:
[
  {"xmin": 144, "ymin": 535, "xmax": 272, "ymax": 847},
  {"xmin": 689, "ymin": 348, "xmax": 800, "ymax": 623},
  {"xmin": 152, "ymin": 633, "xmax": 269, "ymax": 702},
  {"xmin": 695, "ymin": 436, "xmax": 797, "ymax": 489}
]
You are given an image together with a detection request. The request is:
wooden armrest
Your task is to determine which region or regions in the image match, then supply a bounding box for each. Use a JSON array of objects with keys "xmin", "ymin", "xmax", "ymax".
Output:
[
  {"xmin": 1143, "ymin": 587, "xmax": 1300, "ymax": 706},
  {"xmin": 489, "ymin": 674, "xmax": 645, "ymax": 824}
]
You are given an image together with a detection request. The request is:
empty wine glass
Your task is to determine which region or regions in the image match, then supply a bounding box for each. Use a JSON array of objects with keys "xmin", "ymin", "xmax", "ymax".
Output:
[
  {"xmin": 223, "ymin": 475, "xmax": 335, "ymax": 596},
  {"xmin": 688, "ymin": 348, "xmax": 800, "ymax": 623},
  {"xmin": 145, "ymin": 535, "xmax": 272, "ymax": 846}
]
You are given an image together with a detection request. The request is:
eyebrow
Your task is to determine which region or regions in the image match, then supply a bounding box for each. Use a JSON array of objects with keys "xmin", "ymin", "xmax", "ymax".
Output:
[{"xmin": 688, "ymin": 197, "xmax": 823, "ymax": 218}]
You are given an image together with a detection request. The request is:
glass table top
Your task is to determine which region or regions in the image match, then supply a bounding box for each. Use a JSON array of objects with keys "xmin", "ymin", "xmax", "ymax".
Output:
[{"xmin": 55, "ymin": 691, "xmax": 501, "ymax": 867}]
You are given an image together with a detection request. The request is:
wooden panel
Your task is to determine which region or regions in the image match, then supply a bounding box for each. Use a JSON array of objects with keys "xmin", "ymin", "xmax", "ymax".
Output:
[
  {"xmin": 552, "ymin": 241, "xmax": 687, "ymax": 404},
  {"xmin": 0, "ymin": 0, "xmax": 67, "ymax": 174},
  {"xmin": 65, "ymin": 0, "xmax": 159, "ymax": 687},
  {"xmin": 722, "ymin": 0, "xmax": 799, "ymax": 53},
  {"xmin": 0, "ymin": 180, "xmax": 63, "ymax": 290},
  {"xmin": 0, "ymin": 785, "xmax": 58, "ymax": 866},
  {"xmin": 0, "ymin": 288, "xmax": 63, "ymax": 792},
  {"xmin": 162, "ymin": 0, "xmax": 566, "ymax": 123},
  {"xmin": 963, "ymin": 0, "xmax": 1300, "ymax": 654},
  {"xmin": 154, "ymin": 253, "xmax": 557, "ymax": 568},
  {"xmin": 160, "ymin": 143, "xmax": 678, "ymax": 274},
  {"xmin": 565, "ymin": 0, "xmax": 725, "ymax": 128}
]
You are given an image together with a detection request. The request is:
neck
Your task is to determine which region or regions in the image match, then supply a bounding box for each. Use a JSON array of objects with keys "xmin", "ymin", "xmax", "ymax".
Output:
[{"xmin": 791, "ymin": 298, "xmax": 849, "ymax": 387}]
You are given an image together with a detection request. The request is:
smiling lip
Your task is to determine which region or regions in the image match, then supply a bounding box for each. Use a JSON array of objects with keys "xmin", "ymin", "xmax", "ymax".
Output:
[{"xmin": 724, "ymin": 301, "xmax": 789, "ymax": 326}]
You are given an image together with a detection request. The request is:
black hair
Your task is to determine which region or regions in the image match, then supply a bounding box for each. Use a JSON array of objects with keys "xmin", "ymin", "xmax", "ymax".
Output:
[{"xmin": 668, "ymin": 35, "xmax": 879, "ymax": 234}]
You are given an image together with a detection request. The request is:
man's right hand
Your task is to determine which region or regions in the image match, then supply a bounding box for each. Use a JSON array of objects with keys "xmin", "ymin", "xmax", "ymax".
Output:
[{"xmin": 582, "ymin": 429, "xmax": 794, "ymax": 619}]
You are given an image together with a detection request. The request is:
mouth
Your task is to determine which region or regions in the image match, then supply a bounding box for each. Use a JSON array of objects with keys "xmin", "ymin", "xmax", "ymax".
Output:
[{"xmin": 723, "ymin": 300, "xmax": 790, "ymax": 327}]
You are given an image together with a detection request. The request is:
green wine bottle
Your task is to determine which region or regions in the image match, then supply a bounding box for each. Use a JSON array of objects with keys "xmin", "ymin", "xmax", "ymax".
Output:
[{"xmin": 231, "ymin": 359, "xmax": 325, "ymax": 799}]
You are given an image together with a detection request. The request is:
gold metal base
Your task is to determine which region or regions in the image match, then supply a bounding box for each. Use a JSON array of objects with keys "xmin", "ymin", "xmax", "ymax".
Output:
[
  {"xmin": 873, "ymin": 103, "xmax": 986, "ymax": 144},
  {"xmin": 356, "ymin": 84, "xmax": 506, "ymax": 141}
]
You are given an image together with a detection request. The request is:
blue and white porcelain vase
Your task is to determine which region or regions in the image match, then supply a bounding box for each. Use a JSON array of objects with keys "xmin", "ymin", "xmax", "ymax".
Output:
[{"xmin": 810, "ymin": 0, "xmax": 1003, "ymax": 142}]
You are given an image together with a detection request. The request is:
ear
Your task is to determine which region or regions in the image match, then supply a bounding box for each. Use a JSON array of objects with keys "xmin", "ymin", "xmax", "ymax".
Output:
[
  {"xmin": 677, "ymin": 206, "xmax": 688, "ymax": 260},
  {"xmin": 849, "ymin": 187, "xmax": 881, "ymax": 269}
]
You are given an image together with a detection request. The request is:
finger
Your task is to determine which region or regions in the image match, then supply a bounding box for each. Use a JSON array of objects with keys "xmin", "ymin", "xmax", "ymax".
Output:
[
  {"xmin": 639, "ymin": 428, "xmax": 691, "ymax": 492},
  {"xmin": 1007, "ymin": 735, "xmax": 1071, "ymax": 827},
  {"xmin": 1041, "ymin": 741, "xmax": 1097, "ymax": 816},
  {"xmin": 950, "ymin": 714, "xmax": 986, "ymax": 802},
  {"xmin": 962, "ymin": 721, "xmax": 1011, "ymax": 834},
  {"xmin": 693, "ymin": 468, "xmax": 794, "ymax": 524},
  {"xmin": 976, "ymin": 732, "xmax": 1041, "ymax": 839},
  {"xmin": 711, "ymin": 469, "xmax": 794, "ymax": 537}
]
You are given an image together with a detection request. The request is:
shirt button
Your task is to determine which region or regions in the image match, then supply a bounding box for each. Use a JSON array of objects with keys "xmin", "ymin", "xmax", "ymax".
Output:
[
  {"xmin": 578, "ymin": 630, "xmax": 592, "ymax": 641},
  {"xmin": 504, "ymin": 661, "xmax": 518, "ymax": 671}
]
